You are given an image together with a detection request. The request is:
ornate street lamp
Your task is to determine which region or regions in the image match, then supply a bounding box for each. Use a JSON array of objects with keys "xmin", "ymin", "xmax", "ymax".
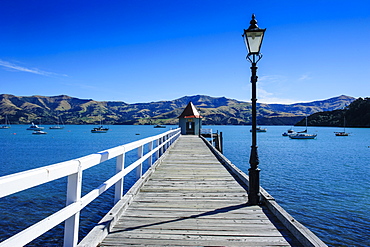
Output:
[{"xmin": 242, "ymin": 14, "xmax": 266, "ymax": 205}]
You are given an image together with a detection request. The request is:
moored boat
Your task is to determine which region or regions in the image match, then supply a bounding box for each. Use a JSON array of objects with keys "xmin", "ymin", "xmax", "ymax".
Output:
[
  {"xmin": 289, "ymin": 116, "xmax": 316, "ymax": 139},
  {"xmin": 251, "ymin": 127, "xmax": 267, "ymax": 132},
  {"xmin": 289, "ymin": 133, "xmax": 317, "ymax": 139},
  {"xmin": 335, "ymin": 131, "xmax": 349, "ymax": 136},
  {"xmin": 282, "ymin": 128, "xmax": 295, "ymax": 136},
  {"xmin": 335, "ymin": 116, "xmax": 349, "ymax": 136},
  {"xmin": 49, "ymin": 115, "xmax": 65, "ymax": 129},
  {"xmin": 49, "ymin": 126, "xmax": 64, "ymax": 129},
  {"xmin": 32, "ymin": 130, "xmax": 47, "ymax": 135},
  {"xmin": 154, "ymin": 125, "xmax": 166, "ymax": 128},
  {"xmin": 91, "ymin": 116, "xmax": 109, "ymax": 133},
  {"xmin": 91, "ymin": 126, "xmax": 109, "ymax": 133},
  {"xmin": 0, "ymin": 115, "xmax": 11, "ymax": 129},
  {"xmin": 27, "ymin": 122, "xmax": 44, "ymax": 131}
]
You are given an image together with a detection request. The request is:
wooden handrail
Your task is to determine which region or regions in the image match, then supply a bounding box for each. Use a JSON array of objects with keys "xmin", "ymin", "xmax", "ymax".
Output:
[{"xmin": 0, "ymin": 128, "xmax": 181, "ymax": 247}]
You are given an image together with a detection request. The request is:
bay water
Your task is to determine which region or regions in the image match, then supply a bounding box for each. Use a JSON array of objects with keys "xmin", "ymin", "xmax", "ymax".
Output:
[{"xmin": 0, "ymin": 125, "xmax": 369, "ymax": 246}]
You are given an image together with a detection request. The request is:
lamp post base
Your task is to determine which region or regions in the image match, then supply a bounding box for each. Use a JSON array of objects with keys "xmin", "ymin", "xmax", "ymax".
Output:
[{"xmin": 248, "ymin": 168, "xmax": 261, "ymax": 205}]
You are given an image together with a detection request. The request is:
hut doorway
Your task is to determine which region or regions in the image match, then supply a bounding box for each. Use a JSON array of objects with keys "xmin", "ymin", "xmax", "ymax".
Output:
[{"xmin": 186, "ymin": 121, "xmax": 195, "ymax": 134}]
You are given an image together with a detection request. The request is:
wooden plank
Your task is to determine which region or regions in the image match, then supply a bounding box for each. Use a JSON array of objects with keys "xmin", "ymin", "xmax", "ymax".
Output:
[
  {"xmin": 101, "ymin": 236, "xmax": 293, "ymax": 246},
  {"xmin": 98, "ymin": 135, "xmax": 302, "ymax": 246}
]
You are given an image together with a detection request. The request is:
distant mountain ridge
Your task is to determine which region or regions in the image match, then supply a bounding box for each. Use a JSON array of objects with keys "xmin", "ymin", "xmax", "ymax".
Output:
[
  {"xmin": 0, "ymin": 94, "xmax": 356, "ymax": 125},
  {"xmin": 297, "ymin": 97, "xmax": 370, "ymax": 127}
]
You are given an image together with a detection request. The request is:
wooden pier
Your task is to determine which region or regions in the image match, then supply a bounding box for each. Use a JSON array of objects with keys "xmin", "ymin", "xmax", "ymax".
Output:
[{"xmin": 80, "ymin": 135, "xmax": 326, "ymax": 246}]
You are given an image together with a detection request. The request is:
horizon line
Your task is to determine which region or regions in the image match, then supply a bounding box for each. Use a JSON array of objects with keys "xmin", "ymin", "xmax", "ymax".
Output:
[{"xmin": 0, "ymin": 93, "xmax": 358, "ymax": 105}]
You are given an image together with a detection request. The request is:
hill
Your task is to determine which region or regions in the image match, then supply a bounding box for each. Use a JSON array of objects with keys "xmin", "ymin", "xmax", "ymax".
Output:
[
  {"xmin": 297, "ymin": 97, "xmax": 370, "ymax": 127},
  {"xmin": 0, "ymin": 94, "xmax": 356, "ymax": 125}
]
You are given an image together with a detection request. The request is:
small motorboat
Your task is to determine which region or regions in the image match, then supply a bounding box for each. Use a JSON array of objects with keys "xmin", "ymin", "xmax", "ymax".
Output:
[
  {"xmin": 282, "ymin": 128, "xmax": 295, "ymax": 136},
  {"xmin": 250, "ymin": 127, "xmax": 267, "ymax": 132},
  {"xmin": 335, "ymin": 132, "xmax": 349, "ymax": 136},
  {"xmin": 32, "ymin": 130, "xmax": 47, "ymax": 135},
  {"xmin": 91, "ymin": 126, "xmax": 109, "ymax": 133},
  {"xmin": 154, "ymin": 125, "xmax": 166, "ymax": 128},
  {"xmin": 27, "ymin": 122, "xmax": 44, "ymax": 131}
]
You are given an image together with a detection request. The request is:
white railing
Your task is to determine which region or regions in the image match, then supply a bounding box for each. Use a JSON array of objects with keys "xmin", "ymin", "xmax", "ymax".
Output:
[
  {"xmin": 200, "ymin": 128, "xmax": 212, "ymax": 135},
  {"xmin": 0, "ymin": 128, "xmax": 181, "ymax": 247},
  {"xmin": 200, "ymin": 128, "xmax": 213, "ymax": 145}
]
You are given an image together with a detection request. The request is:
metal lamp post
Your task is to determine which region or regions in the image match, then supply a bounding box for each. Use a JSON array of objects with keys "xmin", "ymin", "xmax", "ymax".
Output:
[{"xmin": 242, "ymin": 14, "xmax": 266, "ymax": 205}]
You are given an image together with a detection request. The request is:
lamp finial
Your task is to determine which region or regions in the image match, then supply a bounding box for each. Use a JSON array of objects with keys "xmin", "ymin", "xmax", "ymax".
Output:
[{"xmin": 248, "ymin": 14, "xmax": 259, "ymax": 30}]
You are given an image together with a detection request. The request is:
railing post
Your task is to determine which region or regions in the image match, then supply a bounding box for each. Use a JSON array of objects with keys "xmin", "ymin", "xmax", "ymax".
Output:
[
  {"xmin": 137, "ymin": 145, "xmax": 143, "ymax": 179},
  {"xmin": 148, "ymin": 141, "xmax": 154, "ymax": 166},
  {"xmin": 63, "ymin": 164, "xmax": 82, "ymax": 247},
  {"xmin": 159, "ymin": 137, "xmax": 163, "ymax": 157},
  {"xmin": 163, "ymin": 136, "xmax": 167, "ymax": 152},
  {"xmin": 210, "ymin": 129, "xmax": 213, "ymax": 146},
  {"xmin": 114, "ymin": 153, "xmax": 125, "ymax": 204},
  {"xmin": 163, "ymin": 135, "xmax": 167, "ymax": 152},
  {"xmin": 156, "ymin": 138, "xmax": 160, "ymax": 160},
  {"xmin": 166, "ymin": 134, "xmax": 170, "ymax": 149}
]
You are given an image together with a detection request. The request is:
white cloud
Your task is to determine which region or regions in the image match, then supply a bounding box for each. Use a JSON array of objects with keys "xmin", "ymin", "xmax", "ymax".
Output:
[
  {"xmin": 252, "ymin": 75, "xmax": 295, "ymax": 103},
  {"xmin": 248, "ymin": 75, "xmax": 297, "ymax": 104},
  {"xmin": 242, "ymin": 73, "xmax": 317, "ymax": 104},
  {"xmin": 258, "ymin": 87, "xmax": 274, "ymax": 99},
  {"xmin": 257, "ymin": 88, "xmax": 297, "ymax": 104},
  {"xmin": 298, "ymin": 74, "xmax": 311, "ymax": 81},
  {"xmin": 0, "ymin": 59, "xmax": 67, "ymax": 77},
  {"xmin": 258, "ymin": 75, "xmax": 286, "ymax": 84}
]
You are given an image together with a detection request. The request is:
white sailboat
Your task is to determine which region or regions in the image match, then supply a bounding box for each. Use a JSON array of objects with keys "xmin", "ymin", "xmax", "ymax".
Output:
[
  {"xmin": 289, "ymin": 116, "xmax": 317, "ymax": 139},
  {"xmin": 0, "ymin": 115, "xmax": 11, "ymax": 129},
  {"xmin": 49, "ymin": 115, "xmax": 65, "ymax": 129}
]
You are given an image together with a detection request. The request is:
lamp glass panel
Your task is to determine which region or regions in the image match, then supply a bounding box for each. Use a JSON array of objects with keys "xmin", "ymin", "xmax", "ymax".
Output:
[{"xmin": 246, "ymin": 31, "xmax": 264, "ymax": 53}]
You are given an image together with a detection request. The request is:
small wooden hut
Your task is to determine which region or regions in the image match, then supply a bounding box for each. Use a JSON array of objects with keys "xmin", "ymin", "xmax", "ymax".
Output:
[{"xmin": 178, "ymin": 102, "xmax": 202, "ymax": 135}]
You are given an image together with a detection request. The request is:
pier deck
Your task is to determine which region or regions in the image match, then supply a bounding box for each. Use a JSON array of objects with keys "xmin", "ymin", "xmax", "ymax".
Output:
[{"xmin": 97, "ymin": 135, "xmax": 302, "ymax": 246}]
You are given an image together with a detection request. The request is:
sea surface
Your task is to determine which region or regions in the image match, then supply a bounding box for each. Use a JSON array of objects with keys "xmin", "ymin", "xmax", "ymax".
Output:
[{"xmin": 0, "ymin": 125, "xmax": 369, "ymax": 246}]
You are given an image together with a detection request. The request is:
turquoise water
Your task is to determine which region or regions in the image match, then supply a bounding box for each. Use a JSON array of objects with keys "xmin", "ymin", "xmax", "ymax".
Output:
[
  {"xmin": 218, "ymin": 125, "xmax": 370, "ymax": 247},
  {"xmin": 1, "ymin": 125, "xmax": 369, "ymax": 246}
]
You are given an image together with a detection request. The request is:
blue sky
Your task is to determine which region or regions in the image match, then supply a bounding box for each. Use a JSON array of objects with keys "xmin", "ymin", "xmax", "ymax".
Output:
[{"xmin": 1, "ymin": 0, "xmax": 369, "ymax": 104}]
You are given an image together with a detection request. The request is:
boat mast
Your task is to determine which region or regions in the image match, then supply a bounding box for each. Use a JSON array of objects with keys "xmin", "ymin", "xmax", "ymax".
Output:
[
  {"xmin": 343, "ymin": 116, "xmax": 346, "ymax": 132},
  {"xmin": 305, "ymin": 115, "xmax": 308, "ymax": 131}
]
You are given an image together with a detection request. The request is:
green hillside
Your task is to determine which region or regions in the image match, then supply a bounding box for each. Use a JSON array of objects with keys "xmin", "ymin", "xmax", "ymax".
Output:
[
  {"xmin": 0, "ymin": 94, "xmax": 356, "ymax": 125},
  {"xmin": 296, "ymin": 97, "xmax": 370, "ymax": 127}
]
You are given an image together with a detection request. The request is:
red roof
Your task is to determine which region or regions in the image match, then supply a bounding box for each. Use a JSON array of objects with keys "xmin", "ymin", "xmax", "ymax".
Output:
[{"xmin": 178, "ymin": 102, "xmax": 202, "ymax": 118}]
